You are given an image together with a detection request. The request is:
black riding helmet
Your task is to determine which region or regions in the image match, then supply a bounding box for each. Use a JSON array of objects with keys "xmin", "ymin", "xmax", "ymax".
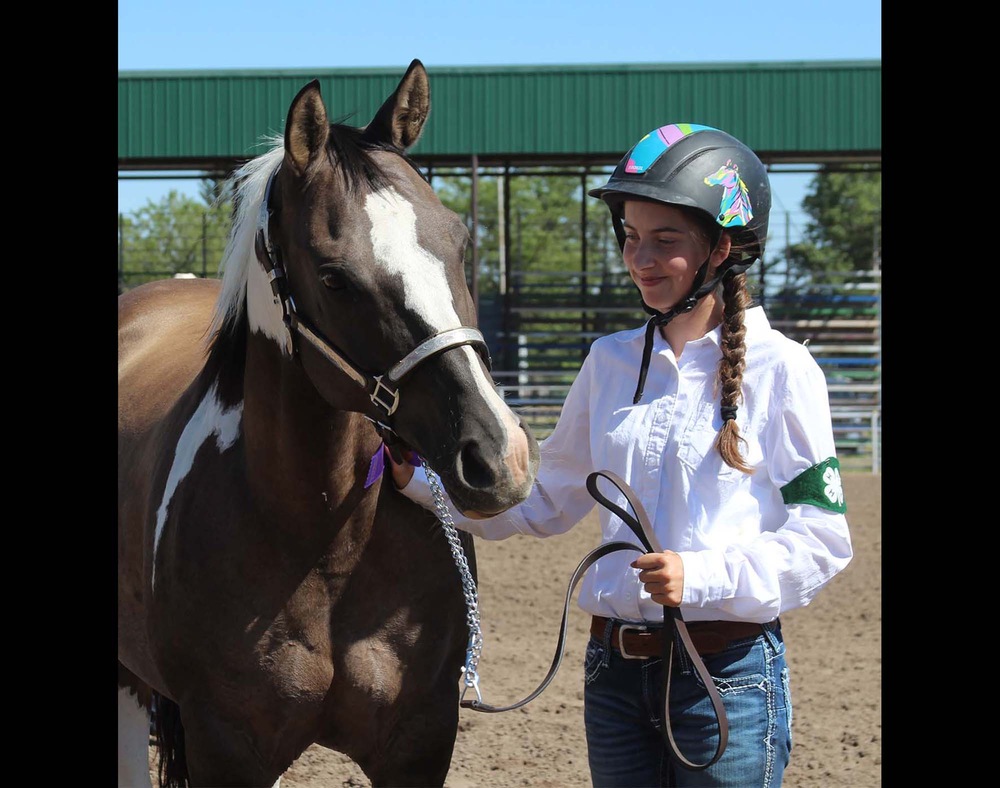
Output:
[{"xmin": 588, "ymin": 124, "xmax": 772, "ymax": 403}]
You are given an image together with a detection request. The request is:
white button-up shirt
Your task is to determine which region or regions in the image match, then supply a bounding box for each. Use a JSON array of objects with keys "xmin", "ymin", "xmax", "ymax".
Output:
[{"xmin": 400, "ymin": 306, "xmax": 853, "ymax": 624}]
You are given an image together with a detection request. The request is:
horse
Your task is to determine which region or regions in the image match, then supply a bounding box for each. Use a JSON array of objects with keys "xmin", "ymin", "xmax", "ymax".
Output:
[{"xmin": 118, "ymin": 59, "xmax": 540, "ymax": 787}]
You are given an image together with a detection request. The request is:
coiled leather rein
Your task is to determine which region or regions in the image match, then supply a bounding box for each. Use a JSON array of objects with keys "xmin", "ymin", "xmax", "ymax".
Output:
[{"xmin": 460, "ymin": 469, "xmax": 729, "ymax": 771}]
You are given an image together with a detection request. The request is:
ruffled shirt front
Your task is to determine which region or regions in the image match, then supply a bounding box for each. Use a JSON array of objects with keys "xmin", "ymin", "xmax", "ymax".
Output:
[{"xmin": 399, "ymin": 306, "xmax": 853, "ymax": 624}]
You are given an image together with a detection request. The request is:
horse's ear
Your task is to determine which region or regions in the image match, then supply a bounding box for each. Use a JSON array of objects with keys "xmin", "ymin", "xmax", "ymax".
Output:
[
  {"xmin": 285, "ymin": 80, "xmax": 330, "ymax": 175},
  {"xmin": 363, "ymin": 59, "xmax": 430, "ymax": 151}
]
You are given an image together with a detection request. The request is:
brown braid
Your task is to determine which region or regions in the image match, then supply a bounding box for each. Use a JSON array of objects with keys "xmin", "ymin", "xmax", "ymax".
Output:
[{"xmin": 715, "ymin": 271, "xmax": 754, "ymax": 473}]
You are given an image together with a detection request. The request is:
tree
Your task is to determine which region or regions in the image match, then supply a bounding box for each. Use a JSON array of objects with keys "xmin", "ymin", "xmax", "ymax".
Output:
[
  {"xmin": 431, "ymin": 168, "xmax": 640, "ymax": 371},
  {"xmin": 432, "ymin": 169, "xmax": 622, "ymax": 293},
  {"xmin": 117, "ymin": 183, "xmax": 233, "ymax": 293},
  {"xmin": 783, "ymin": 168, "xmax": 882, "ymax": 286}
]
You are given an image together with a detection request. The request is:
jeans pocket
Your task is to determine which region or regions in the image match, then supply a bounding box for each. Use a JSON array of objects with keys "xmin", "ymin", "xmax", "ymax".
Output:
[
  {"xmin": 781, "ymin": 665, "xmax": 793, "ymax": 749},
  {"xmin": 584, "ymin": 638, "xmax": 606, "ymax": 685},
  {"xmin": 681, "ymin": 639, "xmax": 765, "ymax": 694}
]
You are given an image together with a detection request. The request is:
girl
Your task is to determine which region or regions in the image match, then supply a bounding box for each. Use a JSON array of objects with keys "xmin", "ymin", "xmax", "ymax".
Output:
[{"xmin": 388, "ymin": 124, "xmax": 853, "ymax": 788}]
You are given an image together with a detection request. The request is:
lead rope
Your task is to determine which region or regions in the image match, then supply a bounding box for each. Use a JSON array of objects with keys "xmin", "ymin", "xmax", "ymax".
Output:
[
  {"xmin": 423, "ymin": 465, "xmax": 728, "ymax": 771},
  {"xmin": 425, "ymin": 465, "xmax": 486, "ymax": 704}
]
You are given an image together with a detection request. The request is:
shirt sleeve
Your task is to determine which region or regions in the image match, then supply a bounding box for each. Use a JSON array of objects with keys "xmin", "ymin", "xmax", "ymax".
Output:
[
  {"xmin": 678, "ymin": 347, "xmax": 854, "ymax": 620},
  {"xmin": 396, "ymin": 347, "xmax": 601, "ymax": 540}
]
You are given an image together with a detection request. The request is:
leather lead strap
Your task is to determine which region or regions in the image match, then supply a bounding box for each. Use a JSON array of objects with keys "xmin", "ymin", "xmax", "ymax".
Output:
[
  {"xmin": 462, "ymin": 470, "xmax": 729, "ymax": 772},
  {"xmin": 586, "ymin": 470, "xmax": 728, "ymax": 771},
  {"xmin": 460, "ymin": 539, "xmax": 639, "ymax": 714}
]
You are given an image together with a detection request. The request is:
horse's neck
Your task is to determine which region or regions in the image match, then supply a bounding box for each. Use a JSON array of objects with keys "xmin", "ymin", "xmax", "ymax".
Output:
[
  {"xmin": 235, "ymin": 331, "xmax": 383, "ymax": 525},
  {"xmin": 726, "ymin": 182, "xmax": 748, "ymax": 208}
]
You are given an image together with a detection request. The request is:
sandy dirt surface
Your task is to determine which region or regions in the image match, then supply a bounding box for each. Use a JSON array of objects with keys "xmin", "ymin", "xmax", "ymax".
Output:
[
  {"xmin": 275, "ymin": 472, "xmax": 881, "ymax": 788},
  {"xmin": 146, "ymin": 473, "xmax": 879, "ymax": 787}
]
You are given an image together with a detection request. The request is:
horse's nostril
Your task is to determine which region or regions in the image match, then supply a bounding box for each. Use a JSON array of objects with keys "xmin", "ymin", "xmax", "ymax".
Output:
[{"xmin": 457, "ymin": 441, "xmax": 498, "ymax": 490}]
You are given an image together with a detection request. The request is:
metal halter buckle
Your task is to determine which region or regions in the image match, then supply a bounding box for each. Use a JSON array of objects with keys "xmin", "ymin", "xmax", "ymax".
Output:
[
  {"xmin": 617, "ymin": 623, "xmax": 651, "ymax": 660},
  {"xmin": 370, "ymin": 376, "xmax": 400, "ymax": 417}
]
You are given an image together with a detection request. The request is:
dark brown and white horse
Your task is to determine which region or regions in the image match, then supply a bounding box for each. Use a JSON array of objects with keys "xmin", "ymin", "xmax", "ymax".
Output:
[{"xmin": 118, "ymin": 59, "xmax": 539, "ymax": 787}]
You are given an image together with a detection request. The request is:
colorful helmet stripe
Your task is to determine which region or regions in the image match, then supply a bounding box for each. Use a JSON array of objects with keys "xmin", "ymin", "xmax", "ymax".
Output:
[{"xmin": 624, "ymin": 124, "xmax": 716, "ymax": 174}]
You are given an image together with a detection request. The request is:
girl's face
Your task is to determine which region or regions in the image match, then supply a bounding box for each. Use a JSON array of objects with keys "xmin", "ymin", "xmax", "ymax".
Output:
[{"xmin": 621, "ymin": 201, "xmax": 728, "ymax": 313}]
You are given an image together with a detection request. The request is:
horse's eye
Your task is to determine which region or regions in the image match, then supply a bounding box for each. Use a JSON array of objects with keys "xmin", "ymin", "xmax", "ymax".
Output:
[{"xmin": 321, "ymin": 272, "xmax": 347, "ymax": 291}]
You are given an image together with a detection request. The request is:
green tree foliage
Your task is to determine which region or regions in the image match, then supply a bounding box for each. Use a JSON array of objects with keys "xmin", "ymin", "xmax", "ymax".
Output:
[
  {"xmin": 117, "ymin": 184, "xmax": 233, "ymax": 293},
  {"xmin": 432, "ymin": 170, "xmax": 621, "ymax": 295},
  {"xmin": 431, "ymin": 168, "xmax": 641, "ymax": 371},
  {"xmin": 784, "ymin": 168, "xmax": 881, "ymax": 286}
]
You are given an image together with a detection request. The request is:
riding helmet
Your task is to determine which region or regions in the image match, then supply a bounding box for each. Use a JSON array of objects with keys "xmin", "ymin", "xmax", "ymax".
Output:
[{"xmin": 589, "ymin": 124, "xmax": 771, "ymax": 270}]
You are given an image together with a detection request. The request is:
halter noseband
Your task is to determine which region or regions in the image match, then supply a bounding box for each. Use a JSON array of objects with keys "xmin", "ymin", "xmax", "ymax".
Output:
[{"xmin": 253, "ymin": 167, "xmax": 492, "ymax": 426}]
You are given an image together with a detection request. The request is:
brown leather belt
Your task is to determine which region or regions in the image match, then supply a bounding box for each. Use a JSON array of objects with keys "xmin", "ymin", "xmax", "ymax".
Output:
[{"xmin": 591, "ymin": 615, "xmax": 768, "ymax": 659}]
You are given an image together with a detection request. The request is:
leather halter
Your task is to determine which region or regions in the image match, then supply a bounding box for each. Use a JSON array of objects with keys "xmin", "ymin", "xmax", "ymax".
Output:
[{"xmin": 253, "ymin": 166, "xmax": 492, "ymax": 426}]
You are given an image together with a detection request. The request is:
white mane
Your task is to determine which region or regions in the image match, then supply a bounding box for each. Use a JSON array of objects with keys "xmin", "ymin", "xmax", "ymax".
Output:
[{"xmin": 208, "ymin": 140, "xmax": 284, "ymax": 340}]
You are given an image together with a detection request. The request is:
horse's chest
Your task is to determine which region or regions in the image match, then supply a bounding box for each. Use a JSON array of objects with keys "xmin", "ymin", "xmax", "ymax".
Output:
[
  {"xmin": 208, "ymin": 625, "xmax": 407, "ymax": 714},
  {"xmin": 257, "ymin": 635, "xmax": 336, "ymax": 705},
  {"xmin": 338, "ymin": 636, "xmax": 407, "ymax": 706}
]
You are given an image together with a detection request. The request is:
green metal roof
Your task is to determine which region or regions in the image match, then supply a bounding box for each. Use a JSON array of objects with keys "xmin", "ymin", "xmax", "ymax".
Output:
[{"xmin": 118, "ymin": 60, "xmax": 880, "ymax": 171}]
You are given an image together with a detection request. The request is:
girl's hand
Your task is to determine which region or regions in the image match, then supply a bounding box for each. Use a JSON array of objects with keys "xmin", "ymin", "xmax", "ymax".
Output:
[
  {"xmin": 630, "ymin": 551, "xmax": 685, "ymax": 607},
  {"xmin": 384, "ymin": 445, "xmax": 416, "ymax": 489}
]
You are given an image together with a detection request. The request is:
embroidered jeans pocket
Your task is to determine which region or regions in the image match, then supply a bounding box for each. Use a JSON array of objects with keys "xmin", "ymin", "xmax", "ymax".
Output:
[
  {"xmin": 584, "ymin": 639, "xmax": 606, "ymax": 685},
  {"xmin": 781, "ymin": 665, "xmax": 793, "ymax": 747}
]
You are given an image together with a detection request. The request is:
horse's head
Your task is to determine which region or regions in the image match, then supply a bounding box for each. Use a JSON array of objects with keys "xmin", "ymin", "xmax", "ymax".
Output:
[
  {"xmin": 221, "ymin": 60, "xmax": 538, "ymax": 517},
  {"xmin": 703, "ymin": 161, "xmax": 740, "ymax": 189}
]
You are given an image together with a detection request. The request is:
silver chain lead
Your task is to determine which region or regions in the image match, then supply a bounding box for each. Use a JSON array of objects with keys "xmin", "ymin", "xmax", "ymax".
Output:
[{"xmin": 424, "ymin": 465, "xmax": 485, "ymax": 703}]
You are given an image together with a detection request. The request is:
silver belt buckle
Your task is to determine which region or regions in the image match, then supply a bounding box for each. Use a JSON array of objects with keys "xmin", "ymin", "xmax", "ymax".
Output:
[{"xmin": 617, "ymin": 623, "xmax": 650, "ymax": 660}]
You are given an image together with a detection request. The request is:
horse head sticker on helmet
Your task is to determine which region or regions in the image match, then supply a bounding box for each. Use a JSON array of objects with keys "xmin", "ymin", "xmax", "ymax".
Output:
[{"xmin": 703, "ymin": 160, "xmax": 754, "ymax": 228}]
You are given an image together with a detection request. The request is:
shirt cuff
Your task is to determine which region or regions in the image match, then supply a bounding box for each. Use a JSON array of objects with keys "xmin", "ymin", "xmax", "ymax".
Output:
[
  {"xmin": 396, "ymin": 463, "xmax": 439, "ymax": 513},
  {"xmin": 395, "ymin": 464, "xmax": 531, "ymax": 540},
  {"xmin": 677, "ymin": 549, "xmax": 725, "ymax": 608}
]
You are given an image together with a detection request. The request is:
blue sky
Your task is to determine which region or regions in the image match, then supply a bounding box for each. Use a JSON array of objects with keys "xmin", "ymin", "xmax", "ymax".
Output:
[{"xmin": 118, "ymin": 0, "xmax": 881, "ymax": 241}]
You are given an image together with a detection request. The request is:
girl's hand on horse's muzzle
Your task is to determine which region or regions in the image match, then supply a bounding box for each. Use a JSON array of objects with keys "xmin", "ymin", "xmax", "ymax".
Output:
[{"xmin": 384, "ymin": 444, "xmax": 417, "ymax": 489}]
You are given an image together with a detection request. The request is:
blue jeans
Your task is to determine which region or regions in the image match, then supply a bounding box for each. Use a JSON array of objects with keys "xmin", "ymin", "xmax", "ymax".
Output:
[{"xmin": 584, "ymin": 619, "xmax": 791, "ymax": 787}]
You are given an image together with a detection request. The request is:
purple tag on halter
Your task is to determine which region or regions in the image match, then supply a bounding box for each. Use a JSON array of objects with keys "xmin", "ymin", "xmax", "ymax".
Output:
[{"xmin": 364, "ymin": 443, "xmax": 386, "ymax": 489}]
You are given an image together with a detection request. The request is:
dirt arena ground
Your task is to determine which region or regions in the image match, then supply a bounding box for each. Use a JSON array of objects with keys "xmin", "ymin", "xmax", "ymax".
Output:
[{"xmin": 271, "ymin": 472, "xmax": 881, "ymax": 788}]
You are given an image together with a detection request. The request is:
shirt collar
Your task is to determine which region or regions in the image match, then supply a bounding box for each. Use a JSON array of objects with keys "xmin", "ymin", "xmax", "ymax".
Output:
[
  {"xmin": 702, "ymin": 305, "xmax": 770, "ymax": 349},
  {"xmin": 613, "ymin": 305, "xmax": 770, "ymax": 348}
]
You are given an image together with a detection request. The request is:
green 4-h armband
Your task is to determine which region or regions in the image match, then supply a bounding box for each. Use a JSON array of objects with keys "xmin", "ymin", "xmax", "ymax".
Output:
[{"xmin": 780, "ymin": 457, "xmax": 847, "ymax": 514}]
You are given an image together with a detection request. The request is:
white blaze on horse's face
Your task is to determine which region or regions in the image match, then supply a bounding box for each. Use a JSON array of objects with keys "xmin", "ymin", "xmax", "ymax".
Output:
[
  {"xmin": 365, "ymin": 187, "xmax": 461, "ymax": 330},
  {"xmin": 152, "ymin": 382, "xmax": 243, "ymax": 589},
  {"xmin": 364, "ymin": 187, "xmax": 520, "ymax": 456},
  {"xmin": 364, "ymin": 186, "xmax": 510, "ymax": 408}
]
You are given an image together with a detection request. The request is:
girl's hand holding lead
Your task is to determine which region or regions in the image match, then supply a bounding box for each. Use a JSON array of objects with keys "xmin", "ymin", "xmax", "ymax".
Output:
[{"xmin": 631, "ymin": 551, "xmax": 685, "ymax": 607}]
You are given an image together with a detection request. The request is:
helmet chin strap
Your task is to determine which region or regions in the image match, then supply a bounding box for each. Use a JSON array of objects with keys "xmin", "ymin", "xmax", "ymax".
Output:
[
  {"xmin": 610, "ymin": 208, "xmax": 754, "ymax": 405},
  {"xmin": 631, "ymin": 255, "xmax": 750, "ymax": 405}
]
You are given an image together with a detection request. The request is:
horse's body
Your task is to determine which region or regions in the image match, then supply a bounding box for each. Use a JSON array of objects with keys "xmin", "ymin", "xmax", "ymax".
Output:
[{"xmin": 118, "ymin": 61, "xmax": 539, "ymax": 787}]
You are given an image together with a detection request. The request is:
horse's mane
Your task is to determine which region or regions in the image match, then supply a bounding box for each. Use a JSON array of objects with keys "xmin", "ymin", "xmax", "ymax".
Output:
[{"xmin": 208, "ymin": 138, "xmax": 284, "ymax": 343}]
